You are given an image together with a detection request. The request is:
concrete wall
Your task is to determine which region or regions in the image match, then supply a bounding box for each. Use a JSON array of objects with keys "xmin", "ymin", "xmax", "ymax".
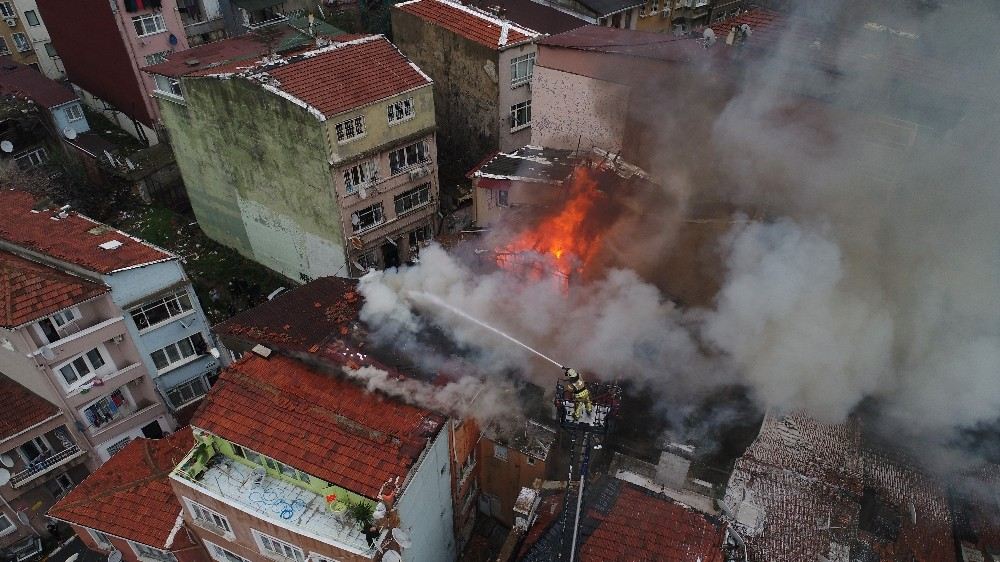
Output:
[
  {"xmin": 473, "ymin": 178, "xmax": 563, "ymax": 228},
  {"xmin": 0, "ymin": 463, "xmax": 89, "ymax": 549},
  {"xmin": 531, "ymin": 64, "xmax": 629, "ymax": 156},
  {"xmin": 324, "ymin": 86, "xmax": 436, "ymax": 165},
  {"xmin": 50, "ymin": 101, "xmax": 90, "ymax": 137},
  {"xmin": 497, "ymin": 44, "xmax": 535, "ymax": 153},
  {"xmin": 12, "ymin": 0, "xmax": 64, "ymax": 79},
  {"xmin": 448, "ymin": 419, "xmax": 480, "ymax": 552},
  {"xmin": 478, "ymin": 438, "xmax": 547, "ymax": 527},
  {"xmin": 391, "ymin": 7, "xmax": 501, "ymax": 177},
  {"xmin": 395, "ymin": 425, "xmax": 456, "ymax": 562},
  {"xmin": 158, "ymin": 76, "xmax": 343, "ymax": 282}
]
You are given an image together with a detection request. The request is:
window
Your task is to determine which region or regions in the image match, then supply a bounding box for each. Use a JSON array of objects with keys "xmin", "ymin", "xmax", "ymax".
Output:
[
  {"xmin": 19, "ymin": 435, "xmax": 51, "ymax": 464},
  {"xmin": 12, "ymin": 33, "xmax": 31, "ymax": 53},
  {"xmin": 153, "ymin": 75, "xmax": 183, "ymax": 98},
  {"xmin": 393, "ymin": 183, "xmax": 430, "ymax": 216},
  {"xmin": 166, "ymin": 377, "xmax": 208, "ymax": 408},
  {"xmin": 132, "ymin": 13, "xmax": 166, "ymax": 37},
  {"xmin": 386, "ymin": 98, "xmax": 414, "ymax": 125},
  {"xmin": 388, "ymin": 141, "xmax": 428, "ymax": 175},
  {"xmin": 144, "ymin": 50, "xmax": 170, "ymax": 66},
  {"xmin": 51, "ymin": 308, "xmax": 78, "ymax": 327},
  {"xmin": 65, "ymin": 104, "xmax": 84, "ymax": 122},
  {"xmin": 82, "ymin": 388, "xmax": 130, "ymax": 429},
  {"xmin": 46, "ymin": 473, "xmax": 74, "ymax": 497},
  {"xmin": 150, "ymin": 333, "xmax": 207, "ymax": 372},
  {"xmin": 24, "ymin": 10, "xmax": 39, "ymax": 26},
  {"xmin": 0, "ymin": 2, "xmax": 13, "ymax": 18},
  {"xmin": 231, "ymin": 444, "xmax": 311, "ymax": 483},
  {"xmin": 510, "ymin": 100, "xmax": 531, "ymax": 131},
  {"xmin": 14, "ymin": 147, "xmax": 47, "ymax": 170},
  {"xmin": 493, "ymin": 444, "xmax": 508, "ymax": 462},
  {"xmin": 308, "ymin": 553, "xmax": 341, "ymax": 562},
  {"xmin": 356, "ymin": 249, "xmax": 378, "ymax": 271},
  {"xmin": 106, "ymin": 437, "xmax": 131, "ymax": 457},
  {"xmin": 510, "ymin": 52, "xmax": 535, "ymax": 86},
  {"xmin": 252, "ymin": 530, "xmax": 304, "ymax": 562},
  {"xmin": 185, "ymin": 499, "xmax": 233, "ymax": 537},
  {"xmin": 343, "ymin": 161, "xmax": 376, "ymax": 194},
  {"xmin": 497, "ymin": 189, "xmax": 509, "ymax": 207},
  {"xmin": 129, "ymin": 290, "xmax": 193, "ymax": 331},
  {"xmin": 130, "ymin": 542, "xmax": 177, "ymax": 562},
  {"xmin": 205, "ymin": 541, "xmax": 251, "ymax": 562},
  {"xmin": 57, "ymin": 347, "xmax": 107, "ymax": 387},
  {"xmin": 0, "ymin": 514, "xmax": 14, "ymax": 538},
  {"xmin": 408, "ymin": 224, "xmax": 432, "ymax": 247},
  {"xmin": 334, "ymin": 116, "xmax": 365, "ymax": 143},
  {"xmin": 351, "ymin": 203, "xmax": 383, "ymax": 233},
  {"xmin": 88, "ymin": 529, "xmax": 113, "ymax": 549},
  {"xmin": 44, "ymin": 43, "xmax": 55, "ymax": 57},
  {"xmin": 0, "ymin": 38, "xmax": 8, "ymax": 56}
]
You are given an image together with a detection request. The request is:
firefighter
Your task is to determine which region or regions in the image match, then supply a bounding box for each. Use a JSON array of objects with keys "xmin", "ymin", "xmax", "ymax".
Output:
[{"xmin": 563, "ymin": 367, "xmax": 593, "ymax": 421}]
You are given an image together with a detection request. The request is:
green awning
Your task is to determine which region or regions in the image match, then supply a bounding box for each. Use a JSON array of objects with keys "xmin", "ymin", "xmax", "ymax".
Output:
[{"xmin": 230, "ymin": 0, "xmax": 283, "ymax": 11}]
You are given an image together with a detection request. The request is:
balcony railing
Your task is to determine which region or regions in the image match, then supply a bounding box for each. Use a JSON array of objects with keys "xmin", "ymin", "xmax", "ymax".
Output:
[
  {"xmin": 86, "ymin": 399, "xmax": 158, "ymax": 437},
  {"xmin": 11, "ymin": 444, "xmax": 85, "ymax": 488}
]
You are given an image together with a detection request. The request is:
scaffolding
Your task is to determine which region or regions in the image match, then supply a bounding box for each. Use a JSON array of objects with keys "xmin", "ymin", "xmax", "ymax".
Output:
[{"xmin": 553, "ymin": 380, "xmax": 621, "ymax": 562}]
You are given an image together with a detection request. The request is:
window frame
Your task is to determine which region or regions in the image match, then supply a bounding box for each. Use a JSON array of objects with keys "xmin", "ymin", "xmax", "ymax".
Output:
[
  {"xmin": 510, "ymin": 52, "xmax": 535, "ymax": 87},
  {"xmin": 334, "ymin": 116, "xmax": 365, "ymax": 144},
  {"xmin": 65, "ymin": 104, "xmax": 84, "ymax": 122},
  {"xmin": 388, "ymin": 141, "xmax": 429, "ymax": 175},
  {"xmin": 351, "ymin": 203, "xmax": 384, "ymax": 234},
  {"xmin": 55, "ymin": 345, "xmax": 109, "ymax": 390},
  {"xmin": 204, "ymin": 541, "xmax": 251, "ymax": 562},
  {"xmin": 132, "ymin": 13, "xmax": 167, "ymax": 37},
  {"xmin": 251, "ymin": 530, "xmax": 305, "ymax": 562},
  {"xmin": 393, "ymin": 183, "xmax": 430, "ymax": 217},
  {"xmin": 0, "ymin": 513, "xmax": 14, "ymax": 538},
  {"xmin": 408, "ymin": 224, "xmax": 432, "ymax": 247},
  {"xmin": 153, "ymin": 74, "xmax": 183, "ymax": 99},
  {"xmin": 386, "ymin": 97, "xmax": 415, "ymax": 125},
  {"xmin": 184, "ymin": 498, "xmax": 233, "ymax": 539},
  {"xmin": 231, "ymin": 443, "xmax": 311, "ymax": 484},
  {"xmin": 88, "ymin": 528, "xmax": 114, "ymax": 550},
  {"xmin": 14, "ymin": 147, "xmax": 47, "ymax": 171},
  {"xmin": 497, "ymin": 189, "xmax": 509, "ymax": 207},
  {"xmin": 144, "ymin": 50, "xmax": 170, "ymax": 66},
  {"xmin": 165, "ymin": 377, "xmax": 208, "ymax": 409},
  {"xmin": 343, "ymin": 160, "xmax": 376, "ymax": 194},
  {"xmin": 12, "ymin": 32, "xmax": 31, "ymax": 52},
  {"xmin": 493, "ymin": 444, "xmax": 508, "ymax": 462},
  {"xmin": 0, "ymin": 37, "xmax": 8, "ymax": 56},
  {"xmin": 150, "ymin": 333, "xmax": 207, "ymax": 373},
  {"xmin": 23, "ymin": 10, "xmax": 39, "ymax": 26},
  {"xmin": 510, "ymin": 100, "xmax": 532, "ymax": 132},
  {"xmin": 106, "ymin": 437, "xmax": 131, "ymax": 457},
  {"xmin": 129, "ymin": 289, "xmax": 194, "ymax": 332},
  {"xmin": 0, "ymin": 2, "xmax": 14, "ymax": 18},
  {"xmin": 18, "ymin": 435, "xmax": 52, "ymax": 464},
  {"xmin": 129, "ymin": 541, "xmax": 177, "ymax": 562}
]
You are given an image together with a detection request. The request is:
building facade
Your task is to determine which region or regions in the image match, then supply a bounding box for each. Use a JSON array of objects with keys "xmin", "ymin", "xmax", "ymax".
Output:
[
  {"xmin": 146, "ymin": 34, "xmax": 440, "ymax": 280},
  {"xmin": 49, "ymin": 428, "xmax": 209, "ymax": 562},
  {"xmin": 9, "ymin": 0, "xmax": 63, "ymax": 79},
  {"xmin": 0, "ymin": 191, "xmax": 222, "ymax": 460},
  {"xmin": 0, "ymin": 1, "xmax": 38, "ymax": 69},
  {"xmin": 478, "ymin": 422, "xmax": 555, "ymax": 527},
  {"xmin": 0, "ymin": 376, "xmax": 90, "ymax": 552},
  {"xmin": 392, "ymin": 0, "xmax": 540, "ymax": 181},
  {"xmin": 170, "ymin": 354, "xmax": 457, "ymax": 562},
  {"xmin": 33, "ymin": 0, "xmax": 190, "ymax": 144}
]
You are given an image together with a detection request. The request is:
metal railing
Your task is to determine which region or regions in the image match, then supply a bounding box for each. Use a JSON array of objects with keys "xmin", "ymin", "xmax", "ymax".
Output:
[{"xmin": 11, "ymin": 444, "xmax": 83, "ymax": 487}]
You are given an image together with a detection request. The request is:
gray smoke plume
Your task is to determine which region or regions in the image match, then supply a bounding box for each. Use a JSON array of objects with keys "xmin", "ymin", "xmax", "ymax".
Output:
[{"xmin": 360, "ymin": 0, "xmax": 1000, "ymax": 473}]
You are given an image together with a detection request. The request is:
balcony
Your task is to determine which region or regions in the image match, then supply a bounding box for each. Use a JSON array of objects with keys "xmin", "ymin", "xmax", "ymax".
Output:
[
  {"xmin": 85, "ymin": 396, "xmax": 159, "ymax": 438},
  {"xmin": 175, "ymin": 453, "xmax": 384, "ymax": 558},
  {"xmin": 33, "ymin": 316, "xmax": 126, "ymax": 366},
  {"xmin": 11, "ymin": 443, "xmax": 85, "ymax": 488}
]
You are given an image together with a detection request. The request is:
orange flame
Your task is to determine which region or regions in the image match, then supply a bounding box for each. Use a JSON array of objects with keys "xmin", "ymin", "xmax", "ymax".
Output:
[{"xmin": 498, "ymin": 166, "xmax": 604, "ymax": 280}]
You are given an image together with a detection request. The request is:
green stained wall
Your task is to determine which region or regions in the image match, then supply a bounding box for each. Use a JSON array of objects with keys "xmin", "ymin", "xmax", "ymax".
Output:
[{"xmin": 157, "ymin": 78, "xmax": 346, "ymax": 283}]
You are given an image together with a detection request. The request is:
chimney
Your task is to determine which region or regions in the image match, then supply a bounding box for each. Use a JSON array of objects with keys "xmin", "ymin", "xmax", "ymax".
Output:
[{"xmin": 499, "ymin": 21, "xmax": 510, "ymax": 46}]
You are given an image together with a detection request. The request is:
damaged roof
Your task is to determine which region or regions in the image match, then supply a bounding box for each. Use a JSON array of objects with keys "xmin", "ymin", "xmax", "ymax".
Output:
[
  {"xmin": 0, "ymin": 250, "xmax": 108, "ymax": 328},
  {"xmin": 0, "ymin": 374, "xmax": 60, "ymax": 441},
  {"xmin": 723, "ymin": 413, "xmax": 956, "ymax": 562},
  {"xmin": 0, "ymin": 57, "xmax": 79, "ymax": 109},
  {"xmin": 485, "ymin": 419, "xmax": 556, "ymax": 461},
  {"xmin": 190, "ymin": 354, "xmax": 446, "ymax": 498},
  {"xmin": 522, "ymin": 477, "xmax": 727, "ymax": 561},
  {"xmin": 49, "ymin": 428, "xmax": 198, "ymax": 550},
  {"xmin": 470, "ymin": 146, "xmax": 579, "ymax": 185},
  {"xmin": 466, "ymin": 0, "xmax": 587, "ymax": 35},
  {"xmin": 395, "ymin": 0, "xmax": 538, "ymax": 49},
  {"xmin": 0, "ymin": 190, "xmax": 175, "ymax": 274}
]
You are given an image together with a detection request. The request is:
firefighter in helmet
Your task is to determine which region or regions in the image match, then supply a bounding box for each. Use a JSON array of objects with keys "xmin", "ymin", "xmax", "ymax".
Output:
[{"xmin": 563, "ymin": 367, "xmax": 593, "ymax": 421}]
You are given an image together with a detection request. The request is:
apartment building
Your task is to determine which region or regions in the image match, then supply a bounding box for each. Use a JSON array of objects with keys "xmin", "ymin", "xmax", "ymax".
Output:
[
  {"xmin": 49, "ymin": 428, "xmax": 208, "ymax": 562},
  {"xmin": 8, "ymin": 0, "xmax": 62, "ymax": 79},
  {"xmin": 33, "ymin": 0, "xmax": 190, "ymax": 144},
  {"xmin": 478, "ymin": 422, "xmax": 555, "ymax": 528},
  {"xmin": 0, "ymin": 1, "xmax": 38, "ymax": 69},
  {"xmin": 0, "ymin": 190, "xmax": 222, "ymax": 459},
  {"xmin": 392, "ymin": 0, "xmax": 540, "ymax": 178},
  {"xmin": 0, "ymin": 375, "xmax": 89, "ymax": 552},
  {"xmin": 144, "ymin": 34, "xmax": 440, "ymax": 279},
  {"xmin": 170, "ymin": 353, "xmax": 456, "ymax": 561}
]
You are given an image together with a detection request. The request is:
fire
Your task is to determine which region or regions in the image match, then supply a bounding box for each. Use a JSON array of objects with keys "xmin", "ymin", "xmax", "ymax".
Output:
[{"xmin": 497, "ymin": 166, "xmax": 604, "ymax": 281}]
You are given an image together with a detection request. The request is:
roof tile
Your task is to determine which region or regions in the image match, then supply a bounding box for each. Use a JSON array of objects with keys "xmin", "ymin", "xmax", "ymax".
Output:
[
  {"xmin": 0, "ymin": 250, "xmax": 108, "ymax": 328},
  {"xmin": 0, "ymin": 374, "xmax": 60, "ymax": 440},
  {"xmin": 395, "ymin": 0, "xmax": 537, "ymax": 50}
]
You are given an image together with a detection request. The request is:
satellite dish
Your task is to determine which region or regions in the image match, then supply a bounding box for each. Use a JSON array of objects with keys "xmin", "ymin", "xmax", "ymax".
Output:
[
  {"xmin": 358, "ymin": 185, "xmax": 368, "ymax": 199},
  {"xmin": 702, "ymin": 28, "xmax": 717, "ymax": 47},
  {"xmin": 0, "ymin": 469, "xmax": 9, "ymax": 486},
  {"xmin": 65, "ymin": 554, "xmax": 79, "ymax": 562},
  {"xmin": 40, "ymin": 347, "xmax": 55, "ymax": 361},
  {"xmin": 0, "ymin": 454, "xmax": 12, "ymax": 468},
  {"xmin": 381, "ymin": 551, "xmax": 401, "ymax": 562},
  {"xmin": 740, "ymin": 23, "xmax": 752, "ymax": 36},
  {"xmin": 62, "ymin": 127, "xmax": 77, "ymax": 140},
  {"xmin": 108, "ymin": 550, "xmax": 122, "ymax": 562},
  {"xmin": 351, "ymin": 213, "xmax": 360, "ymax": 227},
  {"xmin": 15, "ymin": 510, "xmax": 27, "ymax": 525},
  {"xmin": 0, "ymin": 140, "xmax": 12, "ymax": 153},
  {"xmin": 392, "ymin": 528, "xmax": 412, "ymax": 549}
]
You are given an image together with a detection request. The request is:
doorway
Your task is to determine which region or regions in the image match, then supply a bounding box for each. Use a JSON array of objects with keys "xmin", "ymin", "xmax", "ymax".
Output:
[
  {"xmin": 141, "ymin": 421, "xmax": 164, "ymax": 439},
  {"xmin": 381, "ymin": 240, "xmax": 400, "ymax": 269}
]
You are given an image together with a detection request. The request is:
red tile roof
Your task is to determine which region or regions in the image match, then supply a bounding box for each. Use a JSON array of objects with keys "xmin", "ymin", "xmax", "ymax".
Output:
[
  {"xmin": 0, "ymin": 375, "xmax": 60, "ymax": 441},
  {"xmin": 0, "ymin": 57, "xmax": 79, "ymax": 109},
  {"xmin": 0, "ymin": 250, "xmax": 108, "ymax": 328},
  {"xmin": 214, "ymin": 276, "xmax": 363, "ymax": 354},
  {"xmin": 262, "ymin": 36, "xmax": 432, "ymax": 119},
  {"xmin": 49, "ymin": 428, "xmax": 198, "ymax": 549},
  {"xmin": 190, "ymin": 354, "xmax": 445, "ymax": 498},
  {"xmin": 581, "ymin": 482, "xmax": 725, "ymax": 562},
  {"xmin": 395, "ymin": 0, "xmax": 537, "ymax": 50},
  {"xmin": 0, "ymin": 190, "xmax": 175, "ymax": 274}
]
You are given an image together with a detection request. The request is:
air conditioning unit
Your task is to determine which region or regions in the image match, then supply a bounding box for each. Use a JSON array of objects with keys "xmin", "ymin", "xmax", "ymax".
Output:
[
  {"xmin": 409, "ymin": 167, "xmax": 429, "ymax": 181},
  {"xmin": 5, "ymin": 18, "xmax": 16, "ymax": 27}
]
